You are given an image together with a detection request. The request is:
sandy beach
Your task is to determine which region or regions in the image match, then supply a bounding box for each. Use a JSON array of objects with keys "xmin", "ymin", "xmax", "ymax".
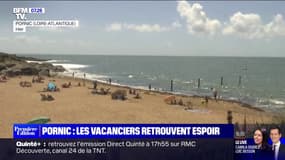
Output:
[{"xmin": 0, "ymin": 75, "xmax": 279, "ymax": 138}]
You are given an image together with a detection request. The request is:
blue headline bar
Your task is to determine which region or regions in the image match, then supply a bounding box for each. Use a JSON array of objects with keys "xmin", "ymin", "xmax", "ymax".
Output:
[{"xmin": 13, "ymin": 124, "xmax": 233, "ymax": 139}]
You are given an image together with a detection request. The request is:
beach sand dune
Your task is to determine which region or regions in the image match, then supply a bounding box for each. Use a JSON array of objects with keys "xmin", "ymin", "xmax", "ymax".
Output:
[{"xmin": 0, "ymin": 76, "xmax": 277, "ymax": 138}]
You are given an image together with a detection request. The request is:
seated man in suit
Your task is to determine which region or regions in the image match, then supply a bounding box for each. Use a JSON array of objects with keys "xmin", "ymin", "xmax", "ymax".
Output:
[{"xmin": 270, "ymin": 126, "xmax": 285, "ymax": 160}]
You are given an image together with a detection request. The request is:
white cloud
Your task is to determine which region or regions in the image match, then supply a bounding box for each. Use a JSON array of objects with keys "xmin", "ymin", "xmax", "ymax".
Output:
[
  {"xmin": 106, "ymin": 21, "xmax": 181, "ymax": 33},
  {"xmin": 123, "ymin": 23, "xmax": 170, "ymax": 32},
  {"xmin": 177, "ymin": 1, "xmax": 221, "ymax": 35},
  {"xmin": 264, "ymin": 14, "xmax": 285, "ymax": 37},
  {"xmin": 106, "ymin": 1, "xmax": 285, "ymax": 39},
  {"xmin": 223, "ymin": 12, "xmax": 285, "ymax": 39},
  {"xmin": 223, "ymin": 12, "xmax": 264, "ymax": 39},
  {"xmin": 106, "ymin": 23, "xmax": 122, "ymax": 32},
  {"xmin": 171, "ymin": 21, "xmax": 182, "ymax": 28},
  {"xmin": 177, "ymin": 1, "xmax": 285, "ymax": 39}
]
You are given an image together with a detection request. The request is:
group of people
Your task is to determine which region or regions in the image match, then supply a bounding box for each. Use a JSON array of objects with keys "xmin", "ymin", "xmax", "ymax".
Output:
[
  {"xmin": 32, "ymin": 76, "xmax": 44, "ymax": 83},
  {"xmin": 0, "ymin": 75, "xmax": 7, "ymax": 82},
  {"xmin": 129, "ymin": 89, "xmax": 141, "ymax": 99},
  {"xmin": 19, "ymin": 81, "xmax": 32, "ymax": 87},
  {"xmin": 253, "ymin": 126, "xmax": 285, "ymax": 160},
  {"xmin": 62, "ymin": 82, "xmax": 72, "ymax": 88}
]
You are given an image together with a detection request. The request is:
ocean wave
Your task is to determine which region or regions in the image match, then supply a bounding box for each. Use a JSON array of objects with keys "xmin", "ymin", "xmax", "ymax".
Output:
[
  {"xmin": 182, "ymin": 80, "xmax": 194, "ymax": 84},
  {"xmin": 61, "ymin": 70, "xmax": 109, "ymax": 79},
  {"xmin": 26, "ymin": 60, "xmax": 43, "ymax": 64},
  {"xmin": 269, "ymin": 99, "xmax": 285, "ymax": 105},
  {"xmin": 87, "ymin": 73, "xmax": 109, "ymax": 79},
  {"xmin": 260, "ymin": 104, "xmax": 285, "ymax": 109},
  {"xmin": 145, "ymin": 75, "xmax": 157, "ymax": 81},
  {"xmin": 46, "ymin": 59, "xmax": 70, "ymax": 63},
  {"xmin": 228, "ymin": 97, "xmax": 239, "ymax": 100},
  {"xmin": 258, "ymin": 98, "xmax": 285, "ymax": 106},
  {"xmin": 53, "ymin": 63, "xmax": 89, "ymax": 70},
  {"xmin": 26, "ymin": 59, "xmax": 70, "ymax": 64}
]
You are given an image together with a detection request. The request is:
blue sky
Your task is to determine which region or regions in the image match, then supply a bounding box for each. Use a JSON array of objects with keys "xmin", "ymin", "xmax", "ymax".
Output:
[{"xmin": 0, "ymin": 1, "xmax": 285, "ymax": 57}]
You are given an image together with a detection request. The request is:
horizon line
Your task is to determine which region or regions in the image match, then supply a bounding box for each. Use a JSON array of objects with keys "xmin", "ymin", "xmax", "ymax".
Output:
[
  {"xmin": 19, "ymin": 54, "xmax": 285, "ymax": 58},
  {"xmin": 2, "ymin": 51, "xmax": 284, "ymax": 58}
]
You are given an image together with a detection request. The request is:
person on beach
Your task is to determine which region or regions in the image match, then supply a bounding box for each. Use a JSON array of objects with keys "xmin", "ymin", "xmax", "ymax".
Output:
[
  {"xmin": 93, "ymin": 80, "xmax": 97, "ymax": 90},
  {"xmin": 134, "ymin": 92, "xmax": 141, "ymax": 99},
  {"xmin": 212, "ymin": 88, "xmax": 218, "ymax": 101},
  {"xmin": 148, "ymin": 84, "xmax": 151, "ymax": 91},
  {"xmin": 109, "ymin": 78, "xmax": 112, "ymax": 84},
  {"xmin": 72, "ymin": 72, "xmax": 75, "ymax": 79},
  {"xmin": 178, "ymin": 99, "xmax": 184, "ymax": 106},
  {"xmin": 227, "ymin": 110, "xmax": 233, "ymax": 124},
  {"xmin": 205, "ymin": 96, "xmax": 209, "ymax": 106},
  {"xmin": 0, "ymin": 75, "xmax": 7, "ymax": 82},
  {"xmin": 253, "ymin": 128, "xmax": 274, "ymax": 160},
  {"xmin": 83, "ymin": 73, "xmax": 86, "ymax": 86}
]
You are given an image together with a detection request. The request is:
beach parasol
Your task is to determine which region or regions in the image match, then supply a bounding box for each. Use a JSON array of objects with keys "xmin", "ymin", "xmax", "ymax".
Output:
[
  {"xmin": 47, "ymin": 82, "xmax": 56, "ymax": 91},
  {"xmin": 27, "ymin": 117, "xmax": 51, "ymax": 124}
]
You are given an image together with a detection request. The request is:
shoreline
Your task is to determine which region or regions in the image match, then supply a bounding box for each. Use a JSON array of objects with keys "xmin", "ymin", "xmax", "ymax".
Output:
[{"xmin": 58, "ymin": 72, "xmax": 265, "ymax": 113}]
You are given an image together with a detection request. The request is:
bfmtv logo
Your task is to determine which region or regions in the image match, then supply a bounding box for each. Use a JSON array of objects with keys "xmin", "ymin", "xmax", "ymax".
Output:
[{"xmin": 13, "ymin": 8, "xmax": 45, "ymax": 14}]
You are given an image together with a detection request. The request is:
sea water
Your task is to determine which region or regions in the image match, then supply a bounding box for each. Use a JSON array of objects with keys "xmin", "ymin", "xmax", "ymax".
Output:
[{"xmin": 24, "ymin": 55, "xmax": 285, "ymax": 114}]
